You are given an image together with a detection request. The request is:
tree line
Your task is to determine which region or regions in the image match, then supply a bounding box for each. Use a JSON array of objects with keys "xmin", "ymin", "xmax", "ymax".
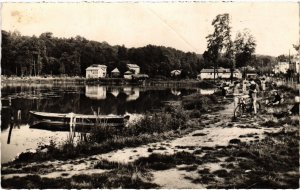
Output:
[
  {"xmin": 4, "ymin": 13, "xmax": 279, "ymax": 79},
  {"xmin": 1, "ymin": 30, "xmax": 203, "ymax": 78}
]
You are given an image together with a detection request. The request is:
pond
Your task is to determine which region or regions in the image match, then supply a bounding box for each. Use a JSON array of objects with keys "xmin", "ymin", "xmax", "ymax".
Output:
[{"xmin": 1, "ymin": 83, "xmax": 214, "ymax": 163}]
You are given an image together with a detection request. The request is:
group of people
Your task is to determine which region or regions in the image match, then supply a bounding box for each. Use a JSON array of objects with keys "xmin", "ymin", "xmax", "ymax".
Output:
[{"xmin": 231, "ymin": 78, "xmax": 284, "ymax": 115}]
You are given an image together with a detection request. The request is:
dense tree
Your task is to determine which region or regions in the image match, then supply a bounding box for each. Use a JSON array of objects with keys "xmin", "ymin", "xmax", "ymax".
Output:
[
  {"xmin": 234, "ymin": 29, "xmax": 256, "ymax": 69},
  {"xmin": 276, "ymin": 54, "xmax": 289, "ymax": 62},
  {"xmin": 1, "ymin": 30, "xmax": 202, "ymax": 78}
]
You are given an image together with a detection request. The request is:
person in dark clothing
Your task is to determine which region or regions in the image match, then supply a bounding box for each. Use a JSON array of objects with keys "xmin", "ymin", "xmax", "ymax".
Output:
[
  {"xmin": 289, "ymin": 103, "xmax": 299, "ymax": 115},
  {"xmin": 268, "ymin": 91, "xmax": 282, "ymax": 105}
]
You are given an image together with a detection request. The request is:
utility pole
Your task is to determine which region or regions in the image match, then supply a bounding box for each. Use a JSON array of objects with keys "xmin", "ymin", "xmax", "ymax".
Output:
[
  {"xmin": 261, "ymin": 60, "xmax": 263, "ymax": 76},
  {"xmin": 213, "ymin": 61, "xmax": 216, "ymax": 83}
]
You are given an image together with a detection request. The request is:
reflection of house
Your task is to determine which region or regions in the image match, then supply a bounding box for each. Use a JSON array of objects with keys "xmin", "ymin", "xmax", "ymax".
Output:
[
  {"xmin": 111, "ymin": 68, "xmax": 120, "ymax": 77},
  {"xmin": 274, "ymin": 62, "xmax": 289, "ymax": 74},
  {"xmin": 85, "ymin": 85, "xmax": 107, "ymax": 100},
  {"xmin": 197, "ymin": 89, "xmax": 216, "ymax": 95},
  {"xmin": 110, "ymin": 88, "xmax": 120, "ymax": 97},
  {"xmin": 86, "ymin": 65, "xmax": 107, "ymax": 78},
  {"xmin": 123, "ymin": 87, "xmax": 140, "ymax": 101},
  {"xmin": 170, "ymin": 70, "xmax": 181, "ymax": 77},
  {"xmin": 197, "ymin": 68, "xmax": 242, "ymax": 80},
  {"xmin": 171, "ymin": 89, "xmax": 181, "ymax": 96},
  {"xmin": 127, "ymin": 64, "xmax": 140, "ymax": 74}
]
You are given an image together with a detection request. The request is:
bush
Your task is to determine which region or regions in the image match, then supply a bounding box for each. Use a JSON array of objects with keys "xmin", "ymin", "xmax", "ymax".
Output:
[
  {"xmin": 128, "ymin": 107, "xmax": 189, "ymax": 135},
  {"xmin": 89, "ymin": 125, "xmax": 119, "ymax": 143},
  {"xmin": 182, "ymin": 94, "xmax": 218, "ymax": 111}
]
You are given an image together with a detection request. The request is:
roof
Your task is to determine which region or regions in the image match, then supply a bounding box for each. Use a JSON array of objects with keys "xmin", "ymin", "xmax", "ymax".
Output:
[
  {"xmin": 111, "ymin": 68, "xmax": 120, "ymax": 73},
  {"xmin": 86, "ymin": 64, "xmax": 107, "ymax": 70},
  {"xmin": 200, "ymin": 68, "xmax": 241, "ymax": 74},
  {"xmin": 277, "ymin": 61, "xmax": 289, "ymax": 65},
  {"xmin": 171, "ymin": 70, "xmax": 181, "ymax": 73},
  {"xmin": 200, "ymin": 68, "xmax": 230, "ymax": 73},
  {"xmin": 241, "ymin": 66, "xmax": 255, "ymax": 71},
  {"xmin": 127, "ymin": 64, "xmax": 140, "ymax": 68},
  {"xmin": 200, "ymin": 69, "xmax": 214, "ymax": 73}
]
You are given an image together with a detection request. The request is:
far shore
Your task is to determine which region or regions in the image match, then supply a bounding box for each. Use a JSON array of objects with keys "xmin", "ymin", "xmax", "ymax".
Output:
[{"xmin": 1, "ymin": 76, "xmax": 218, "ymax": 88}]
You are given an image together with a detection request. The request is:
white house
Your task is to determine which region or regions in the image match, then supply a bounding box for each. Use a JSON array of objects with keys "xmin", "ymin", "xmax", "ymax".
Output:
[
  {"xmin": 274, "ymin": 62, "xmax": 289, "ymax": 74},
  {"xmin": 197, "ymin": 68, "xmax": 242, "ymax": 80},
  {"xmin": 127, "ymin": 64, "xmax": 140, "ymax": 74},
  {"xmin": 124, "ymin": 71, "xmax": 133, "ymax": 79},
  {"xmin": 86, "ymin": 65, "xmax": 107, "ymax": 78}
]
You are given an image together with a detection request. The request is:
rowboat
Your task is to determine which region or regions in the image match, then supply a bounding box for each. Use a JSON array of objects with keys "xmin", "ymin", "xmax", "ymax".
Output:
[{"xmin": 29, "ymin": 111, "xmax": 129, "ymax": 131}]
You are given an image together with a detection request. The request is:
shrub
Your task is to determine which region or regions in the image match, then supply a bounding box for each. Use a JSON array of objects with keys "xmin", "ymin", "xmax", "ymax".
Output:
[{"xmin": 182, "ymin": 94, "xmax": 218, "ymax": 111}]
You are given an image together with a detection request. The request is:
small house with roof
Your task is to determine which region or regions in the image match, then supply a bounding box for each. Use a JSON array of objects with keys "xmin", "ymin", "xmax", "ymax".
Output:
[
  {"xmin": 86, "ymin": 64, "xmax": 107, "ymax": 78},
  {"xmin": 127, "ymin": 64, "xmax": 140, "ymax": 74},
  {"xmin": 111, "ymin": 68, "xmax": 120, "ymax": 77},
  {"xmin": 170, "ymin": 70, "xmax": 182, "ymax": 77}
]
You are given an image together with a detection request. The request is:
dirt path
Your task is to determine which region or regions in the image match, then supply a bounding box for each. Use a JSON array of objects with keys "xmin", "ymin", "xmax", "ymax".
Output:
[{"xmin": 2, "ymin": 101, "xmax": 282, "ymax": 189}]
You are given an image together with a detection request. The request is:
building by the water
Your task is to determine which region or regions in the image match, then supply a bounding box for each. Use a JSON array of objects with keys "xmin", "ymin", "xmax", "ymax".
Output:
[
  {"xmin": 197, "ymin": 68, "xmax": 242, "ymax": 80},
  {"xmin": 273, "ymin": 62, "xmax": 289, "ymax": 74},
  {"xmin": 86, "ymin": 65, "xmax": 107, "ymax": 78},
  {"xmin": 127, "ymin": 64, "xmax": 140, "ymax": 74}
]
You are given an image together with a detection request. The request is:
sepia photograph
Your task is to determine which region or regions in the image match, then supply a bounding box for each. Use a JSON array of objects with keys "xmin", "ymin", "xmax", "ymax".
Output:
[{"xmin": 1, "ymin": 1, "xmax": 299, "ymax": 189}]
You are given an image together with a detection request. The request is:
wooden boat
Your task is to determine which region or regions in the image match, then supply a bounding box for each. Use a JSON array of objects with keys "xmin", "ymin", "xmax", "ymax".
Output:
[{"xmin": 29, "ymin": 111, "xmax": 129, "ymax": 131}]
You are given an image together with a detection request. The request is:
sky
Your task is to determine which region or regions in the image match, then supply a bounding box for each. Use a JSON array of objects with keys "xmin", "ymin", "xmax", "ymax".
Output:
[{"xmin": 1, "ymin": 2, "xmax": 299, "ymax": 56}]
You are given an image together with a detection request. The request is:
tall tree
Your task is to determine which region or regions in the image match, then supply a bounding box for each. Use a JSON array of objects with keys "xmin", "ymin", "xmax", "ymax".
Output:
[
  {"xmin": 234, "ymin": 29, "xmax": 256, "ymax": 77},
  {"xmin": 204, "ymin": 13, "xmax": 232, "ymax": 82}
]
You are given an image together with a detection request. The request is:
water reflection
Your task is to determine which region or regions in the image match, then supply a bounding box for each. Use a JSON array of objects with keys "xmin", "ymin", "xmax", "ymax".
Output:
[
  {"xmin": 124, "ymin": 87, "xmax": 140, "ymax": 101},
  {"xmin": 1, "ymin": 83, "xmax": 202, "ymax": 163},
  {"xmin": 85, "ymin": 86, "xmax": 141, "ymax": 101},
  {"xmin": 110, "ymin": 88, "xmax": 120, "ymax": 97},
  {"xmin": 85, "ymin": 85, "xmax": 107, "ymax": 100},
  {"xmin": 197, "ymin": 89, "xmax": 216, "ymax": 95},
  {"xmin": 171, "ymin": 89, "xmax": 181, "ymax": 96}
]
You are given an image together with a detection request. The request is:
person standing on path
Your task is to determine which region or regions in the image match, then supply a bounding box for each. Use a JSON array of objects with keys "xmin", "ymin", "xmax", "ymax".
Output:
[
  {"xmin": 233, "ymin": 81, "xmax": 242, "ymax": 112},
  {"xmin": 249, "ymin": 80, "xmax": 259, "ymax": 115}
]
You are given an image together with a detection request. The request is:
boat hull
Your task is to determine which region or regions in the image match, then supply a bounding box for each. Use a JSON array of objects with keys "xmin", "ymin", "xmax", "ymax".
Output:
[
  {"xmin": 30, "ymin": 120, "xmax": 124, "ymax": 132},
  {"xmin": 29, "ymin": 111, "xmax": 129, "ymax": 131}
]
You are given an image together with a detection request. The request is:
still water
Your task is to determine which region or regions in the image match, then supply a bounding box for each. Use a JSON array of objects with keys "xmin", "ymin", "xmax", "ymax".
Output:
[{"xmin": 1, "ymin": 83, "xmax": 213, "ymax": 163}]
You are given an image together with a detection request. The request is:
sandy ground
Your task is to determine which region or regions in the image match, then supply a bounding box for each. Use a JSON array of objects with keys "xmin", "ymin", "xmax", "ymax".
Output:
[{"xmin": 1, "ymin": 101, "xmax": 284, "ymax": 188}]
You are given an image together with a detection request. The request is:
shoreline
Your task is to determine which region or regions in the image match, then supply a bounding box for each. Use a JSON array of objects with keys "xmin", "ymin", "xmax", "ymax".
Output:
[{"xmin": 1, "ymin": 76, "xmax": 218, "ymax": 88}]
